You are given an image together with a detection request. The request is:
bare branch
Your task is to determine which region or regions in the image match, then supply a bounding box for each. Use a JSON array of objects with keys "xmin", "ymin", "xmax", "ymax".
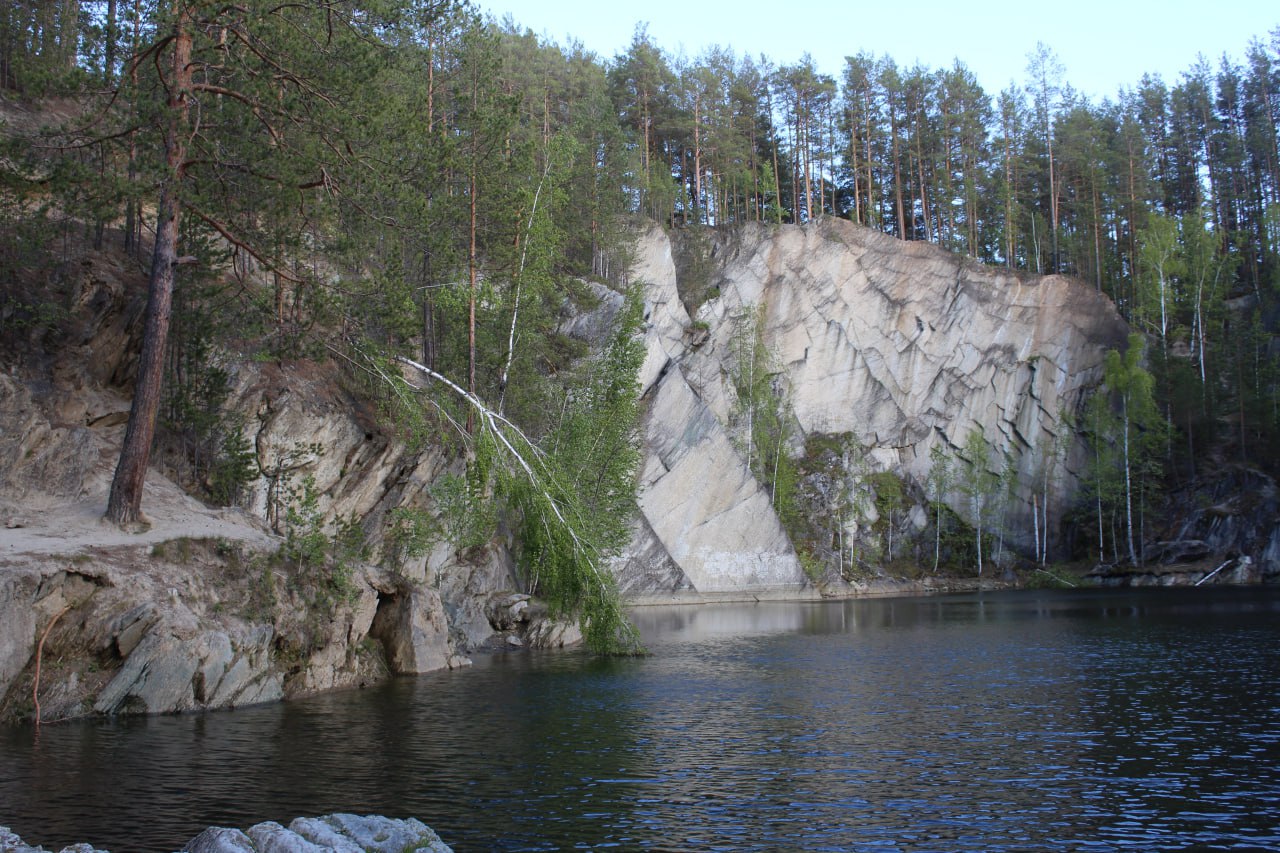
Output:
[{"xmin": 182, "ymin": 202, "xmax": 303, "ymax": 283}]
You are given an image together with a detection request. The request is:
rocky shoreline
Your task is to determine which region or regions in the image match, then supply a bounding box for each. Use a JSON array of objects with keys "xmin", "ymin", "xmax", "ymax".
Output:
[
  {"xmin": 5, "ymin": 220, "xmax": 1276, "ymax": 727},
  {"xmin": 623, "ymin": 574, "xmax": 1011, "ymax": 606},
  {"xmin": 0, "ymin": 813, "xmax": 452, "ymax": 853}
]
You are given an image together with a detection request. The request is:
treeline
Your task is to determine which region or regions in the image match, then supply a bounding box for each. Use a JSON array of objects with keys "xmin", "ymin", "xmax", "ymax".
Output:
[
  {"xmin": 2, "ymin": 1, "xmax": 1279, "ymax": 554},
  {"xmin": 606, "ymin": 29, "xmax": 1280, "ymax": 474}
]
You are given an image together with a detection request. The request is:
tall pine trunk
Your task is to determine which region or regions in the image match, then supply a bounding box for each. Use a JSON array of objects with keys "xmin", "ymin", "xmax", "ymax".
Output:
[{"xmin": 106, "ymin": 4, "xmax": 192, "ymax": 527}]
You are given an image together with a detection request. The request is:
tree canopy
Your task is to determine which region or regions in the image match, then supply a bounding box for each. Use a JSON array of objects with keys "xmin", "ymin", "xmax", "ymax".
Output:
[{"xmin": 3, "ymin": 3, "xmax": 1278, "ymax": 587}]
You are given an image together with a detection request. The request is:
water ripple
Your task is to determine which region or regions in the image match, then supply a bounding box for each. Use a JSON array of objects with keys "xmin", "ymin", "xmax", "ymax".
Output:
[{"xmin": 2, "ymin": 588, "xmax": 1278, "ymax": 852}]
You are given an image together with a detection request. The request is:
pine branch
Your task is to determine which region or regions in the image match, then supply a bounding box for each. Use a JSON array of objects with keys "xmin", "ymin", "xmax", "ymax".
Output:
[{"xmin": 181, "ymin": 201, "xmax": 304, "ymax": 283}]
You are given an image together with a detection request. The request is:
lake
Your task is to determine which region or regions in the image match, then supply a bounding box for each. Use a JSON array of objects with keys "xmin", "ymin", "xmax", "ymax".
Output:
[{"xmin": 2, "ymin": 587, "xmax": 1279, "ymax": 851}]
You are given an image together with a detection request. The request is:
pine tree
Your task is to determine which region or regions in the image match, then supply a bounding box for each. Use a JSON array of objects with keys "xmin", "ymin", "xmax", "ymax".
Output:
[{"xmin": 93, "ymin": 0, "xmax": 418, "ymax": 525}]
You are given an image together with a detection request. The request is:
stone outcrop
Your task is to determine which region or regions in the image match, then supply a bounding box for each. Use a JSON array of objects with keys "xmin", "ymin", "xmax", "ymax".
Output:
[
  {"xmin": 606, "ymin": 220, "xmax": 1131, "ymax": 592},
  {"xmin": 1088, "ymin": 554, "xmax": 1259, "ymax": 587},
  {"xmin": 634, "ymin": 365, "xmax": 806, "ymax": 592},
  {"xmin": 0, "ymin": 251, "xmax": 537, "ymax": 720},
  {"xmin": 484, "ymin": 592, "xmax": 584, "ymax": 649},
  {"xmin": 0, "ymin": 351, "xmax": 495, "ymax": 721},
  {"xmin": 0, "ymin": 540, "xmax": 475, "ymax": 722},
  {"xmin": 1144, "ymin": 466, "xmax": 1280, "ymax": 580},
  {"xmin": 0, "ymin": 813, "xmax": 452, "ymax": 853},
  {"xmin": 629, "ymin": 224, "xmax": 689, "ymax": 393}
]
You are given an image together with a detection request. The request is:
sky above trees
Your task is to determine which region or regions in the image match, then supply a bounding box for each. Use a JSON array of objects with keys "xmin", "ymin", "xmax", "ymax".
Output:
[{"xmin": 481, "ymin": 0, "xmax": 1277, "ymax": 99}]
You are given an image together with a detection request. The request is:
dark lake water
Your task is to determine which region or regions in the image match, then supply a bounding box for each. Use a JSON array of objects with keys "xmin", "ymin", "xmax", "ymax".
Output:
[{"xmin": 3, "ymin": 587, "xmax": 1280, "ymax": 852}]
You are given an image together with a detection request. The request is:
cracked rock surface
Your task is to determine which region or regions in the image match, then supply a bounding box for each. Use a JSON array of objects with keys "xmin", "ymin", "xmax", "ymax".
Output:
[{"xmin": 606, "ymin": 221, "xmax": 1127, "ymax": 592}]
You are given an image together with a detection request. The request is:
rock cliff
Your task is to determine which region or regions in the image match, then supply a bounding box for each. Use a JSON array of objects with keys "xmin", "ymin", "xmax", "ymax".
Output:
[
  {"xmin": 609, "ymin": 220, "xmax": 1130, "ymax": 592},
  {"xmin": 0, "ymin": 250, "xmax": 575, "ymax": 722}
]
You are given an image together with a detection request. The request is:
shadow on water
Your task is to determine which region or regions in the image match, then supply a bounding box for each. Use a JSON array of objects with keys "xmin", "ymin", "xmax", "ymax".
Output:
[{"xmin": 3, "ymin": 587, "xmax": 1279, "ymax": 852}]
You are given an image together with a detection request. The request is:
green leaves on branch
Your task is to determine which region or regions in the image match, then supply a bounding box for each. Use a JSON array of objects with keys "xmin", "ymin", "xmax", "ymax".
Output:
[
  {"xmin": 503, "ymin": 287, "xmax": 647, "ymax": 654},
  {"xmin": 384, "ymin": 286, "xmax": 648, "ymax": 656},
  {"xmin": 956, "ymin": 429, "xmax": 1007, "ymax": 575},
  {"xmin": 1083, "ymin": 333, "xmax": 1167, "ymax": 565},
  {"xmin": 730, "ymin": 305, "xmax": 800, "ymax": 526}
]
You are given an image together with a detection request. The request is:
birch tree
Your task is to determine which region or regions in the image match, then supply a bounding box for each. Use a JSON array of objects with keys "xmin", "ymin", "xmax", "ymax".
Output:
[
  {"xmin": 1099, "ymin": 334, "xmax": 1165, "ymax": 565},
  {"xmin": 958, "ymin": 429, "xmax": 1001, "ymax": 575},
  {"xmin": 1137, "ymin": 213, "xmax": 1181, "ymax": 351},
  {"xmin": 925, "ymin": 442, "xmax": 953, "ymax": 573}
]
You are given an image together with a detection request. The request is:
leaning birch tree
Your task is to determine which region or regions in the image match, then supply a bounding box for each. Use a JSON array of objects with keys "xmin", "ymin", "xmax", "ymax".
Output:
[{"xmin": 349, "ymin": 286, "xmax": 649, "ymax": 655}]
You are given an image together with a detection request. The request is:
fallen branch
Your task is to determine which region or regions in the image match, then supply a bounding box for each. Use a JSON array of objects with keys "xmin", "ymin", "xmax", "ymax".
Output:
[
  {"xmin": 1034, "ymin": 568, "xmax": 1076, "ymax": 587},
  {"xmin": 1194, "ymin": 558, "xmax": 1232, "ymax": 587},
  {"xmin": 33, "ymin": 606, "xmax": 71, "ymax": 727},
  {"xmin": 391, "ymin": 356, "xmax": 612, "ymax": 587}
]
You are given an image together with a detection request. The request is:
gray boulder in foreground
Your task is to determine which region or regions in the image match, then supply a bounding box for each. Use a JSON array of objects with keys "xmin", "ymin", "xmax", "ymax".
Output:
[
  {"xmin": 186, "ymin": 814, "xmax": 453, "ymax": 853},
  {"xmin": 0, "ymin": 824, "xmax": 108, "ymax": 853},
  {"xmin": 0, "ymin": 814, "xmax": 452, "ymax": 853}
]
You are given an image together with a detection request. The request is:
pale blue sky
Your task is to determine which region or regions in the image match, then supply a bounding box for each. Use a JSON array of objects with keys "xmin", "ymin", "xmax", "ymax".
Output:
[{"xmin": 478, "ymin": 0, "xmax": 1278, "ymax": 100}]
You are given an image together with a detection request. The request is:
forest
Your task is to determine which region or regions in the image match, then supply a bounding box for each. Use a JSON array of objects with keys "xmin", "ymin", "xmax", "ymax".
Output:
[{"xmin": 1, "ymin": 0, "xmax": 1278, "ymax": 596}]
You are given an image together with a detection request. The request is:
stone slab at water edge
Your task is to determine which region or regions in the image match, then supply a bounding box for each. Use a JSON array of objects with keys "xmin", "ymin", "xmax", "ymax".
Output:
[{"xmin": 0, "ymin": 814, "xmax": 453, "ymax": 853}]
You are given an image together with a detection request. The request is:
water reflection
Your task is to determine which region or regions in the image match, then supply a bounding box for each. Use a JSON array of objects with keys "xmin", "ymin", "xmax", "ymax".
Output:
[{"xmin": 3, "ymin": 588, "xmax": 1279, "ymax": 851}]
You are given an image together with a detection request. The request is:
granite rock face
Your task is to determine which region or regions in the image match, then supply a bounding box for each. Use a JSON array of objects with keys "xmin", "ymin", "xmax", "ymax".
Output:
[
  {"xmin": 703, "ymin": 222, "xmax": 1128, "ymax": 529},
  {"xmin": 608, "ymin": 220, "xmax": 1130, "ymax": 592},
  {"xmin": 634, "ymin": 365, "xmax": 806, "ymax": 593}
]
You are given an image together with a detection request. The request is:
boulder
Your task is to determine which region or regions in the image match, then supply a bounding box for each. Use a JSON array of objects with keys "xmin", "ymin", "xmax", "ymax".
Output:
[
  {"xmin": 368, "ymin": 587, "xmax": 452, "ymax": 675},
  {"xmin": 0, "ymin": 814, "xmax": 454, "ymax": 853},
  {"xmin": 0, "ymin": 824, "xmax": 109, "ymax": 853},
  {"xmin": 183, "ymin": 814, "xmax": 453, "ymax": 853}
]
